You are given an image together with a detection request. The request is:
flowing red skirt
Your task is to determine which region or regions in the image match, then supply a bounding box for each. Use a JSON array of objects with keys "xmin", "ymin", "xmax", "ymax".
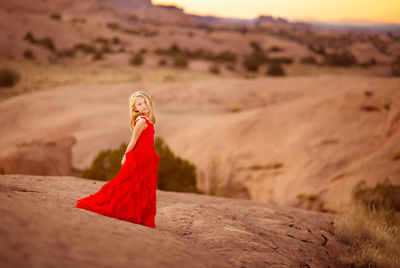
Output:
[{"xmin": 76, "ymin": 147, "xmax": 159, "ymax": 228}]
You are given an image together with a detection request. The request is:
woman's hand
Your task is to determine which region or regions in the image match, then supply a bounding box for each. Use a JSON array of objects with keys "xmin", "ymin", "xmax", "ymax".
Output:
[{"xmin": 121, "ymin": 154, "xmax": 126, "ymax": 166}]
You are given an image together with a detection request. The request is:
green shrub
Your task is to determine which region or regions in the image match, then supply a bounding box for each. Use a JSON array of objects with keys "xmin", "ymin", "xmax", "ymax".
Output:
[
  {"xmin": 323, "ymin": 50, "xmax": 357, "ymax": 67},
  {"xmin": 0, "ymin": 67, "xmax": 21, "ymax": 87},
  {"xmin": 173, "ymin": 53, "xmax": 188, "ymax": 68},
  {"xmin": 155, "ymin": 136, "xmax": 201, "ymax": 193},
  {"xmin": 23, "ymin": 49, "xmax": 35, "ymax": 60},
  {"xmin": 266, "ymin": 61, "xmax": 285, "ymax": 76},
  {"xmin": 81, "ymin": 143, "xmax": 127, "ymax": 181},
  {"xmin": 129, "ymin": 52, "xmax": 144, "ymax": 65}
]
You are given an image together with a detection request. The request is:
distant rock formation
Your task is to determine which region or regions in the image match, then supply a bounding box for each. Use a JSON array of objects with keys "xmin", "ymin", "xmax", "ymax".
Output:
[
  {"xmin": 0, "ymin": 135, "xmax": 79, "ymax": 176},
  {"xmin": 90, "ymin": 0, "xmax": 152, "ymax": 10},
  {"xmin": 154, "ymin": 4, "xmax": 184, "ymax": 13}
]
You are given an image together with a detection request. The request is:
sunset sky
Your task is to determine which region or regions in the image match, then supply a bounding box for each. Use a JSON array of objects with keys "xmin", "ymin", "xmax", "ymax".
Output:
[{"xmin": 153, "ymin": 0, "xmax": 400, "ymax": 24}]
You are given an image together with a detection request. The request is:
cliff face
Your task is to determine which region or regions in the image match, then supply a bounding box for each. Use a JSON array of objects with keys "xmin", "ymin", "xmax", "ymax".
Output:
[
  {"xmin": 90, "ymin": 0, "xmax": 152, "ymax": 9},
  {"xmin": 0, "ymin": 174, "xmax": 345, "ymax": 267}
]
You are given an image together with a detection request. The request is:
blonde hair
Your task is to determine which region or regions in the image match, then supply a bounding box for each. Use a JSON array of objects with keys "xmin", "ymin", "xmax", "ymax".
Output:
[{"xmin": 128, "ymin": 91, "xmax": 156, "ymax": 130}]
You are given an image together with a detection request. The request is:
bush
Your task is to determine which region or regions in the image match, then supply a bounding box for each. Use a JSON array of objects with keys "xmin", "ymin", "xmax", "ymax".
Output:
[
  {"xmin": 81, "ymin": 138, "xmax": 201, "ymax": 193},
  {"xmin": 23, "ymin": 31, "xmax": 35, "ymax": 43},
  {"xmin": 333, "ymin": 206, "xmax": 400, "ymax": 268},
  {"xmin": 323, "ymin": 50, "xmax": 357, "ymax": 67},
  {"xmin": 73, "ymin": 43, "xmax": 96, "ymax": 54},
  {"xmin": 155, "ymin": 136, "xmax": 201, "ymax": 193},
  {"xmin": 22, "ymin": 32, "xmax": 56, "ymax": 52},
  {"xmin": 106, "ymin": 22, "xmax": 119, "ymax": 31},
  {"xmin": 391, "ymin": 56, "xmax": 400, "ymax": 76},
  {"xmin": 352, "ymin": 178, "xmax": 400, "ymax": 211},
  {"xmin": 225, "ymin": 63, "xmax": 235, "ymax": 71},
  {"xmin": 332, "ymin": 179, "xmax": 400, "ymax": 268},
  {"xmin": 94, "ymin": 37, "xmax": 109, "ymax": 44},
  {"xmin": 266, "ymin": 62, "xmax": 285, "ymax": 76},
  {"xmin": 81, "ymin": 143, "xmax": 127, "ymax": 181},
  {"xmin": 267, "ymin": 57, "xmax": 293, "ymax": 65},
  {"xmin": 308, "ymin": 44, "xmax": 325, "ymax": 55},
  {"xmin": 158, "ymin": 58, "xmax": 167, "ymax": 66},
  {"xmin": 215, "ymin": 50, "xmax": 237, "ymax": 62},
  {"xmin": 359, "ymin": 58, "xmax": 377, "ymax": 68},
  {"xmin": 23, "ymin": 49, "xmax": 35, "ymax": 60},
  {"xmin": 129, "ymin": 52, "xmax": 144, "ymax": 65},
  {"xmin": 100, "ymin": 44, "xmax": 112, "ymax": 54},
  {"xmin": 249, "ymin": 41, "xmax": 263, "ymax": 53},
  {"xmin": 71, "ymin": 17, "xmax": 86, "ymax": 24},
  {"xmin": 268, "ymin": 45, "xmax": 284, "ymax": 52},
  {"xmin": 0, "ymin": 67, "xmax": 21, "ymax": 87},
  {"xmin": 112, "ymin": 37, "xmax": 120, "ymax": 44},
  {"xmin": 50, "ymin": 13, "xmax": 61, "ymax": 21},
  {"xmin": 37, "ymin": 37, "xmax": 56, "ymax": 52},
  {"xmin": 209, "ymin": 64, "xmax": 220, "ymax": 74},
  {"xmin": 173, "ymin": 53, "xmax": 188, "ymax": 68},
  {"xmin": 92, "ymin": 51, "xmax": 103, "ymax": 61},
  {"xmin": 56, "ymin": 49, "xmax": 75, "ymax": 58},
  {"xmin": 243, "ymin": 52, "xmax": 267, "ymax": 72},
  {"xmin": 300, "ymin": 55, "xmax": 317, "ymax": 65}
]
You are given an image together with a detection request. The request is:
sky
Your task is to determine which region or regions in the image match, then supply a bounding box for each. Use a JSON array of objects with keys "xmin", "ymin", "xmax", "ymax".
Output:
[{"xmin": 152, "ymin": 0, "xmax": 400, "ymax": 24}]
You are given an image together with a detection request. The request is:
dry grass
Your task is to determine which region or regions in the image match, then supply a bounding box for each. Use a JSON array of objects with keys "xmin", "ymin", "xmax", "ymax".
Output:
[
  {"xmin": 0, "ymin": 59, "xmax": 215, "ymax": 101},
  {"xmin": 333, "ymin": 206, "xmax": 400, "ymax": 268}
]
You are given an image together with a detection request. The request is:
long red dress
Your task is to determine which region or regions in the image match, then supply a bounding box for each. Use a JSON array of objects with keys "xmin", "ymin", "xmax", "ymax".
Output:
[{"xmin": 75, "ymin": 115, "xmax": 160, "ymax": 228}]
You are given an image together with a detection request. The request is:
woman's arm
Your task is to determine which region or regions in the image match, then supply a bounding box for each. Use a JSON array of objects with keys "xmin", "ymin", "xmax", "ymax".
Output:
[
  {"xmin": 125, "ymin": 118, "xmax": 147, "ymax": 154},
  {"xmin": 121, "ymin": 118, "xmax": 147, "ymax": 166}
]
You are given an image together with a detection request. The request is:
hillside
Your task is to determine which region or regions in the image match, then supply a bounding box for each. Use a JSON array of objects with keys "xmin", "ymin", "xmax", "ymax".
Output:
[{"xmin": 0, "ymin": 74, "xmax": 399, "ymax": 214}]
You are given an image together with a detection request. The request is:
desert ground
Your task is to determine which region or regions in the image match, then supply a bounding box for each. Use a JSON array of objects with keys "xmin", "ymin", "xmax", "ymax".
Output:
[{"xmin": 0, "ymin": 174, "xmax": 345, "ymax": 267}]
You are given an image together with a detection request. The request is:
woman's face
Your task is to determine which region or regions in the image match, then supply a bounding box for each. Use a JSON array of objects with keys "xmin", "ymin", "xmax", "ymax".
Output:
[{"xmin": 135, "ymin": 96, "xmax": 149, "ymax": 114}]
